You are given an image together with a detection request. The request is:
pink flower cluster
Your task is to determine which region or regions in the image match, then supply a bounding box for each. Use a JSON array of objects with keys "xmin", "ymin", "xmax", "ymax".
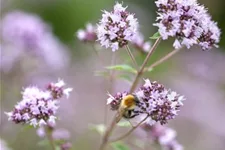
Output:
[
  {"xmin": 142, "ymin": 124, "xmax": 183, "ymax": 150},
  {"xmin": 76, "ymin": 23, "xmax": 97, "ymax": 42},
  {"xmin": 1, "ymin": 11, "xmax": 70, "ymax": 72},
  {"xmin": 96, "ymin": 2, "xmax": 139, "ymax": 51},
  {"xmin": 154, "ymin": 0, "xmax": 221, "ymax": 50},
  {"xmin": 107, "ymin": 79, "xmax": 185, "ymax": 125},
  {"xmin": 5, "ymin": 80, "xmax": 73, "ymax": 127}
]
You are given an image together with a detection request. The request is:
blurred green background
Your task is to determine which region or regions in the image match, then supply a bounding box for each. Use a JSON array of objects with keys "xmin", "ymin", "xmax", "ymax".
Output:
[
  {"xmin": 1, "ymin": 0, "xmax": 225, "ymax": 150},
  {"xmin": 2, "ymin": 0, "xmax": 224, "ymax": 49}
]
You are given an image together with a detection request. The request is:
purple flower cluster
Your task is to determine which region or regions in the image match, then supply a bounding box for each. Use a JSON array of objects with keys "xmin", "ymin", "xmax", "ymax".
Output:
[
  {"xmin": 76, "ymin": 23, "xmax": 97, "ymax": 42},
  {"xmin": 1, "ymin": 11, "xmax": 49, "ymax": 50},
  {"xmin": 0, "ymin": 11, "xmax": 70, "ymax": 72},
  {"xmin": 5, "ymin": 80, "xmax": 73, "ymax": 127},
  {"xmin": 107, "ymin": 91, "xmax": 129, "ymax": 110},
  {"xmin": 97, "ymin": 2, "xmax": 139, "ymax": 51},
  {"xmin": 135, "ymin": 79, "xmax": 184, "ymax": 125},
  {"xmin": 142, "ymin": 124, "xmax": 183, "ymax": 150},
  {"xmin": 154, "ymin": 0, "xmax": 221, "ymax": 50},
  {"xmin": 76, "ymin": 23, "xmax": 150, "ymax": 53},
  {"xmin": 107, "ymin": 79, "xmax": 185, "ymax": 125}
]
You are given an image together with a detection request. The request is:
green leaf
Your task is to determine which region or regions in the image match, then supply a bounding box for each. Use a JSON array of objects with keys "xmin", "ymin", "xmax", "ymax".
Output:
[
  {"xmin": 23, "ymin": 124, "xmax": 34, "ymax": 130},
  {"xmin": 116, "ymin": 74, "xmax": 133, "ymax": 83},
  {"xmin": 56, "ymin": 146, "xmax": 61, "ymax": 150},
  {"xmin": 146, "ymin": 67, "xmax": 154, "ymax": 72},
  {"xmin": 111, "ymin": 142, "xmax": 130, "ymax": 150},
  {"xmin": 150, "ymin": 32, "xmax": 161, "ymax": 39},
  {"xmin": 94, "ymin": 70, "xmax": 110, "ymax": 77},
  {"xmin": 89, "ymin": 124, "xmax": 106, "ymax": 135},
  {"xmin": 37, "ymin": 140, "xmax": 49, "ymax": 147},
  {"xmin": 117, "ymin": 121, "xmax": 131, "ymax": 127},
  {"xmin": 105, "ymin": 64, "xmax": 137, "ymax": 74}
]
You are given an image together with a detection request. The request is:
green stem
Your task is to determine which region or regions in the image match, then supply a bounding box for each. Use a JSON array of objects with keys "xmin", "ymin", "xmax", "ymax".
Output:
[
  {"xmin": 129, "ymin": 37, "xmax": 161, "ymax": 93},
  {"xmin": 99, "ymin": 38, "xmax": 163, "ymax": 149},
  {"xmin": 144, "ymin": 48, "xmax": 181, "ymax": 72},
  {"xmin": 45, "ymin": 126, "xmax": 56, "ymax": 150},
  {"xmin": 125, "ymin": 45, "xmax": 139, "ymax": 69},
  {"xmin": 104, "ymin": 52, "xmax": 116, "ymax": 126},
  {"xmin": 109, "ymin": 115, "xmax": 149, "ymax": 143},
  {"xmin": 99, "ymin": 112, "xmax": 123, "ymax": 150}
]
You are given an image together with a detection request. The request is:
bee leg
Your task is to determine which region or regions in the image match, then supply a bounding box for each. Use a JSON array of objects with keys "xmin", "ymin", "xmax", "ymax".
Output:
[
  {"xmin": 124, "ymin": 111, "xmax": 134, "ymax": 126},
  {"xmin": 126, "ymin": 114, "xmax": 140, "ymax": 127},
  {"xmin": 127, "ymin": 119, "xmax": 134, "ymax": 127},
  {"xmin": 128, "ymin": 113, "xmax": 139, "ymax": 118}
]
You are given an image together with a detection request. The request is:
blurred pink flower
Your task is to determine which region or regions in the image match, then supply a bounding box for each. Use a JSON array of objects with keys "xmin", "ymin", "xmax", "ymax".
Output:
[
  {"xmin": 76, "ymin": 23, "xmax": 97, "ymax": 42},
  {"xmin": 0, "ymin": 11, "xmax": 70, "ymax": 72},
  {"xmin": 131, "ymin": 32, "xmax": 151, "ymax": 52},
  {"xmin": 1, "ymin": 11, "xmax": 49, "ymax": 50},
  {"xmin": 0, "ymin": 139, "xmax": 11, "ymax": 150},
  {"xmin": 141, "ymin": 124, "xmax": 183, "ymax": 150}
]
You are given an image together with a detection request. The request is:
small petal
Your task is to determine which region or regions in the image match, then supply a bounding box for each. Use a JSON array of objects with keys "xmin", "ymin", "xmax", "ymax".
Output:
[
  {"xmin": 63, "ymin": 88, "xmax": 73, "ymax": 99},
  {"xmin": 107, "ymin": 92, "xmax": 115, "ymax": 105}
]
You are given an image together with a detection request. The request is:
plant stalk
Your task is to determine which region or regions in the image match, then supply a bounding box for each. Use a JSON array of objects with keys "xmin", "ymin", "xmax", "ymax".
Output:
[
  {"xmin": 129, "ymin": 37, "xmax": 161, "ymax": 93},
  {"xmin": 99, "ymin": 112, "xmax": 123, "ymax": 150},
  {"xmin": 125, "ymin": 45, "xmax": 139, "ymax": 69},
  {"xmin": 144, "ymin": 48, "xmax": 181, "ymax": 72},
  {"xmin": 110, "ymin": 115, "xmax": 149, "ymax": 143},
  {"xmin": 45, "ymin": 126, "xmax": 56, "ymax": 150},
  {"xmin": 99, "ymin": 37, "xmax": 162, "ymax": 150}
]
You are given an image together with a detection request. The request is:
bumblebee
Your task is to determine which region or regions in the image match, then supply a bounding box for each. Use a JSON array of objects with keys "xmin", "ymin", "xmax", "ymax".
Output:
[{"xmin": 119, "ymin": 94, "xmax": 139, "ymax": 119}]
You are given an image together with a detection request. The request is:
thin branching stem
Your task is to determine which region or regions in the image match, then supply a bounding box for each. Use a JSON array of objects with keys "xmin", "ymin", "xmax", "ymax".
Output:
[
  {"xmin": 129, "ymin": 37, "xmax": 161, "ymax": 93},
  {"xmin": 108, "ymin": 52, "xmax": 116, "ymax": 93},
  {"xmin": 110, "ymin": 115, "xmax": 149, "ymax": 143},
  {"xmin": 99, "ymin": 38, "xmax": 163, "ymax": 150},
  {"xmin": 125, "ymin": 45, "xmax": 139, "ymax": 69},
  {"xmin": 45, "ymin": 126, "xmax": 56, "ymax": 150},
  {"xmin": 99, "ymin": 112, "xmax": 123, "ymax": 150},
  {"xmin": 104, "ymin": 52, "xmax": 116, "ymax": 126},
  {"xmin": 144, "ymin": 48, "xmax": 181, "ymax": 72}
]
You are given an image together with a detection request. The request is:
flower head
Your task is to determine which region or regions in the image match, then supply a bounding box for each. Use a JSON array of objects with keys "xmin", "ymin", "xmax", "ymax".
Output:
[
  {"xmin": 76, "ymin": 23, "xmax": 97, "ymax": 42},
  {"xmin": 5, "ymin": 80, "xmax": 72, "ymax": 127},
  {"xmin": 135, "ymin": 79, "xmax": 185, "ymax": 125},
  {"xmin": 1, "ymin": 11, "xmax": 70, "ymax": 72},
  {"xmin": 60, "ymin": 142, "xmax": 72, "ymax": 150},
  {"xmin": 107, "ymin": 79, "xmax": 185, "ymax": 125},
  {"xmin": 97, "ymin": 2, "xmax": 139, "ymax": 51},
  {"xmin": 47, "ymin": 79, "xmax": 73, "ymax": 99},
  {"xmin": 1, "ymin": 11, "xmax": 49, "ymax": 50},
  {"xmin": 107, "ymin": 92, "xmax": 129, "ymax": 111},
  {"xmin": 154, "ymin": 0, "xmax": 221, "ymax": 50},
  {"xmin": 141, "ymin": 124, "xmax": 183, "ymax": 150}
]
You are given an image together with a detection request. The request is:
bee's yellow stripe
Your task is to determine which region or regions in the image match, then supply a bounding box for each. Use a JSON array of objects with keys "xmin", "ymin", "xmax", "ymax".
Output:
[{"xmin": 121, "ymin": 95, "xmax": 136, "ymax": 110}]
